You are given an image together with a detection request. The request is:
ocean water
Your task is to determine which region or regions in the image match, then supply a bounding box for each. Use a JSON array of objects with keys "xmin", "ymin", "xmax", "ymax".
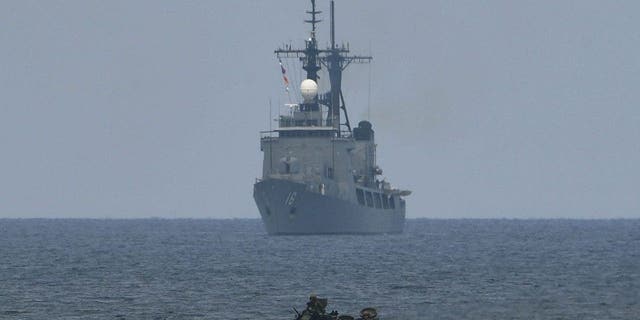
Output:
[{"xmin": 0, "ymin": 219, "xmax": 639, "ymax": 320}]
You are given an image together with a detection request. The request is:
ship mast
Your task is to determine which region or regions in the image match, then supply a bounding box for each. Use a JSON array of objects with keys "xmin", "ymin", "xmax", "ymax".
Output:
[
  {"xmin": 275, "ymin": 0, "xmax": 372, "ymax": 133},
  {"xmin": 303, "ymin": 0, "xmax": 321, "ymax": 82}
]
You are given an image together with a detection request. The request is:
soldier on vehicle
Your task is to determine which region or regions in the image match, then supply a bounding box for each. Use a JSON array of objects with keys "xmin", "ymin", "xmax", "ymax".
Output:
[
  {"xmin": 357, "ymin": 308, "xmax": 377, "ymax": 320},
  {"xmin": 307, "ymin": 294, "xmax": 326, "ymax": 314}
]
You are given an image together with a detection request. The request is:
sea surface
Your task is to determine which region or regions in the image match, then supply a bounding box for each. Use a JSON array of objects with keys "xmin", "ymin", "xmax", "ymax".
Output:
[{"xmin": 0, "ymin": 219, "xmax": 639, "ymax": 319}]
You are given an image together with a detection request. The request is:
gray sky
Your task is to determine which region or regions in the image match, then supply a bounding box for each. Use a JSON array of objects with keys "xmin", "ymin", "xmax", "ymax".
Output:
[{"xmin": 1, "ymin": 0, "xmax": 638, "ymax": 218}]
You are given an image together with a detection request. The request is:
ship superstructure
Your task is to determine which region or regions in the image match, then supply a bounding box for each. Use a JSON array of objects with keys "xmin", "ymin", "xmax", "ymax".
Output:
[{"xmin": 253, "ymin": 0, "xmax": 410, "ymax": 234}]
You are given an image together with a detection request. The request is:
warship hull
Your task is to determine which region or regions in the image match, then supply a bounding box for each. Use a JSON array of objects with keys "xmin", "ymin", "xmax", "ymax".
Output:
[{"xmin": 254, "ymin": 179, "xmax": 405, "ymax": 235}]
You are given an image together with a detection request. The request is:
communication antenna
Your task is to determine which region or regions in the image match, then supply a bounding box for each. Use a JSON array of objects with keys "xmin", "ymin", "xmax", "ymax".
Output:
[
  {"xmin": 305, "ymin": 0, "xmax": 322, "ymax": 36},
  {"xmin": 269, "ymin": 98, "xmax": 272, "ymax": 132},
  {"xmin": 368, "ymin": 41, "xmax": 372, "ymax": 121}
]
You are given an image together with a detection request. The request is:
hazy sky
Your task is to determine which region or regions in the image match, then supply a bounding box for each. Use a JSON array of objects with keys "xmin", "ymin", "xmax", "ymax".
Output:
[{"xmin": 1, "ymin": 1, "xmax": 638, "ymax": 218}]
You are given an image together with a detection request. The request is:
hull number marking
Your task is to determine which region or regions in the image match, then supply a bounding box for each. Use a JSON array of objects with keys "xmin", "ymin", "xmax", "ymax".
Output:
[{"xmin": 285, "ymin": 192, "xmax": 297, "ymax": 206}]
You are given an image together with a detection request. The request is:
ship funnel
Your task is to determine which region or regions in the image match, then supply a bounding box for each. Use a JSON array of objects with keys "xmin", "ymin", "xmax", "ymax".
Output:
[{"xmin": 300, "ymin": 79, "xmax": 318, "ymax": 102}]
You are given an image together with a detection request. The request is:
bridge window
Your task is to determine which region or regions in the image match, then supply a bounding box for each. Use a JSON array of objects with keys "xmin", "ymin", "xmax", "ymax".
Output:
[
  {"xmin": 389, "ymin": 196, "xmax": 395, "ymax": 209},
  {"xmin": 374, "ymin": 193, "xmax": 382, "ymax": 209},
  {"xmin": 382, "ymin": 195, "xmax": 389, "ymax": 209},
  {"xmin": 365, "ymin": 191, "xmax": 374, "ymax": 207},
  {"xmin": 356, "ymin": 189, "xmax": 365, "ymax": 206}
]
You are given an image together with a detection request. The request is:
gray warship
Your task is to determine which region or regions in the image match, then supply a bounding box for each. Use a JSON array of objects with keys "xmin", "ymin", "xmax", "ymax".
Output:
[{"xmin": 253, "ymin": 0, "xmax": 410, "ymax": 235}]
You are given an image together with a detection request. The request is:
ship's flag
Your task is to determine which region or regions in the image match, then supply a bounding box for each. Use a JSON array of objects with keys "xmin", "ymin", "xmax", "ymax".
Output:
[{"xmin": 279, "ymin": 58, "xmax": 290, "ymax": 92}]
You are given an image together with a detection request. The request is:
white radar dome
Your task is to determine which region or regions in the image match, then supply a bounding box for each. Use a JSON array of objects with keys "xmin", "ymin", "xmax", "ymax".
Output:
[{"xmin": 300, "ymin": 79, "xmax": 318, "ymax": 102}]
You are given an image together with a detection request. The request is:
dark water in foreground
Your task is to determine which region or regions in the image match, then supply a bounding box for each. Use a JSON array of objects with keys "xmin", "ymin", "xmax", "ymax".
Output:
[{"xmin": 1, "ymin": 219, "xmax": 639, "ymax": 319}]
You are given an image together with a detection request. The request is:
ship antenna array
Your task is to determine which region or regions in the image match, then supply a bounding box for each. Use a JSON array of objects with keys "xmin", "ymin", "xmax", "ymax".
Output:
[
  {"xmin": 305, "ymin": 0, "xmax": 322, "ymax": 37},
  {"xmin": 275, "ymin": 0, "xmax": 372, "ymax": 134}
]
